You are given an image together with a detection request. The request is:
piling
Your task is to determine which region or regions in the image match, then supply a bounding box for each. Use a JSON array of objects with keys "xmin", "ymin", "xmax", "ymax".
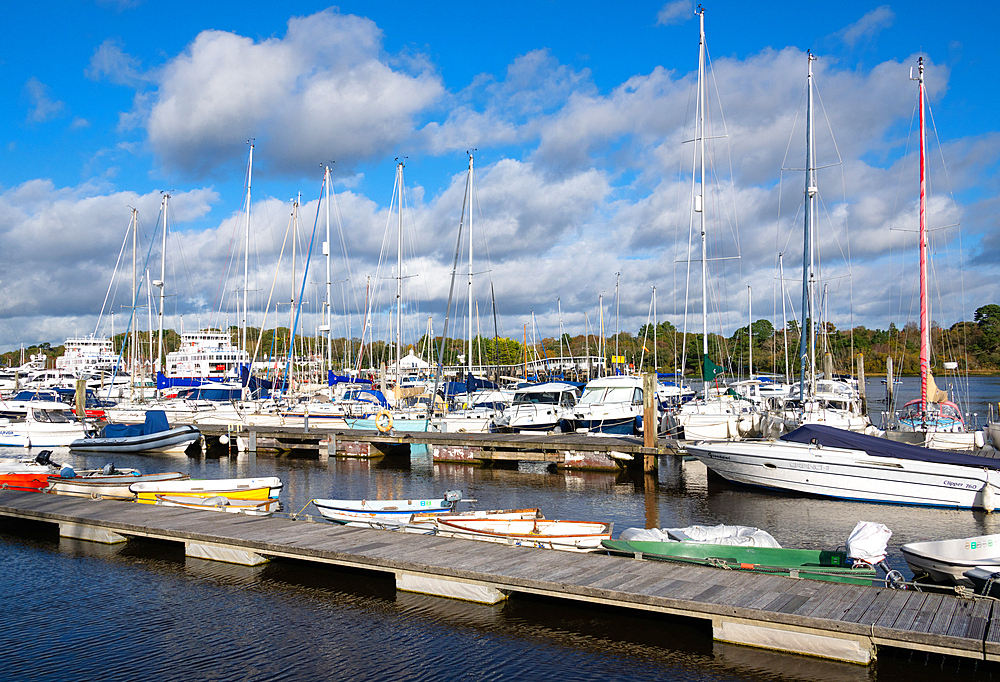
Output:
[
  {"xmin": 643, "ymin": 373, "xmax": 657, "ymax": 472},
  {"xmin": 857, "ymin": 354, "xmax": 866, "ymax": 414}
]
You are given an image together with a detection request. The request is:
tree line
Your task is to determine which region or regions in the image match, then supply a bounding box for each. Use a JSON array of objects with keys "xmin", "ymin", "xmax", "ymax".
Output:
[{"xmin": 6, "ymin": 304, "xmax": 1000, "ymax": 376}]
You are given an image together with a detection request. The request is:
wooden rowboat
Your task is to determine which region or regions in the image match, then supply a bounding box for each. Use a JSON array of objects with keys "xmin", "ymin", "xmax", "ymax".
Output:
[
  {"xmin": 48, "ymin": 471, "xmax": 189, "ymax": 499},
  {"xmin": 435, "ymin": 517, "xmax": 613, "ymax": 552},
  {"xmin": 153, "ymin": 494, "xmax": 280, "ymax": 517}
]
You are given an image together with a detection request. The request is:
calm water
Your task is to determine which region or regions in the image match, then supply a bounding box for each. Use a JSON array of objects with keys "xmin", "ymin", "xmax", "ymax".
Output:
[{"xmin": 4, "ymin": 377, "xmax": 1000, "ymax": 681}]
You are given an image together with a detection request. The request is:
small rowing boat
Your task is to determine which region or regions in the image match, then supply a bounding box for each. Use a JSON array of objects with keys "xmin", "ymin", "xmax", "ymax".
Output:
[
  {"xmin": 153, "ymin": 494, "xmax": 280, "ymax": 516},
  {"xmin": 901, "ymin": 534, "xmax": 1000, "ymax": 585},
  {"xmin": 434, "ymin": 517, "xmax": 613, "ymax": 552},
  {"xmin": 602, "ymin": 521, "xmax": 891, "ymax": 586},
  {"xmin": 130, "ymin": 477, "xmax": 282, "ymax": 503},
  {"xmin": 47, "ymin": 468, "xmax": 189, "ymax": 499},
  {"xmin": 602, "ymin": 539, "xmax": 877, "ymax": 585},
  {"xmin": 0, "ymin": 462, "xmax": 53, "ymax": 491},
  {"xmin": 312, "ymin": 490, "xmax": 464, "ymax": 526}
]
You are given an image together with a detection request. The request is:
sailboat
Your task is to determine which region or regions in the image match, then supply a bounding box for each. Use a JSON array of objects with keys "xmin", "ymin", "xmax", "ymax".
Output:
[
  {"xmin": 760, "ymin": 52, "xmax": 873, "ymax": 438},
  {"xmin": 888, "ymin": 58, "xmax": 978, "ymax": 451},
  {"xmin": 665, "ymin": 8, "xmax": 758, "ymax": 441},
  {"xmin": 685, "ymin": 57, "xmax": 999, "ymax": 511}
]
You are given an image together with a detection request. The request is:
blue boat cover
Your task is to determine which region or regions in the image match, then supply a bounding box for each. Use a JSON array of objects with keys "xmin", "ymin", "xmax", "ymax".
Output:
[
  {"xmin": 780, "ymin": 424, "xmax": 1000, "ymax": 471},
  {"xmin": 328, "ymin": 371, "xmax": 371, "ymax": 386},
  {"xmin": 102, "ymin": 410, "xmax": 172, "ymax": 439}
]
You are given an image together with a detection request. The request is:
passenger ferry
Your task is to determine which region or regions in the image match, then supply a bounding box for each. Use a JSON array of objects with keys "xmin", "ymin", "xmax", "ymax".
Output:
[
  {"xmin": 55, "ymin": 336, "xmax": 120, "ymax": 375},
  {"xmin": 158, "ymin": 330, "xmax": 250, "ymax": 390}
]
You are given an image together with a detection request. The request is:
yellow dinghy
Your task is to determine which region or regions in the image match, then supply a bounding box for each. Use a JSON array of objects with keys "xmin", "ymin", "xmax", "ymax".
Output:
[{"xmin": 130, "ymin": 476, "xmax": 282, "ymax": 503}]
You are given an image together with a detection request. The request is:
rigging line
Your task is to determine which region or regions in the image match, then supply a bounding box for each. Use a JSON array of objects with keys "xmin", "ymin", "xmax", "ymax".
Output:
[
  {"xmin": 103, "ymin": 199, "xmax": 166, "ymax": 400},
  {"xmin": 251, "ymin": 201, "xmax": 294, "ymax": 367},
  {"xmin": 281, "ymin": 183, "xmax": 323, "ymax": 394},
  {"xmin": 95, "ymin": 212, "xmax": 134, "ymax": 336},
  {"xmin": 430, "ymin": 166, "xmax": 470, "ymax": 419},
  {"xmin": 207, "ymin": 210, "xmax": 243, "ymax": 331}
]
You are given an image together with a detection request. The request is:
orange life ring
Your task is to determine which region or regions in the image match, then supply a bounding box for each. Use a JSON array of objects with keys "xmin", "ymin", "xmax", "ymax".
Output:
[{"xmin": 375, "ymin": 410, "xmax": 394, "ymax": 433}]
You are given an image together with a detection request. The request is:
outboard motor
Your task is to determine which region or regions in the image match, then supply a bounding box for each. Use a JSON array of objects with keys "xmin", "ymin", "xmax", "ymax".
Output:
[
  {"xmin": 443, "ymin": 490, "xmax": 464, "ymax": 508},
  {"xmin": 34, "ymin": 450, "xmax": 54, "ymax": 466},
  {"xmin": 101, "ymin": 463, "xmax": 117, "ymax": 476},
  {"xmin": 846, "ymin": 521, "xmax": 905, "ymax": 589}
]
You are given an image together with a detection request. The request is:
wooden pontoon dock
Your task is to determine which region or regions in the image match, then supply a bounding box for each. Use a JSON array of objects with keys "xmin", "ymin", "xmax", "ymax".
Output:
[
  {"xmin": 197, "ymin": 426, "xmax": 678, "ymax": 470},
  {"xmin": 0, "ymin": 490, "xmax": 995, "ymax": 666}
]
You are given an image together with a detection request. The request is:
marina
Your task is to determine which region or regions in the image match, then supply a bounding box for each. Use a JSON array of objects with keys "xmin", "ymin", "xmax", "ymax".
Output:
[
  {"xmin": 0, "ymin": 489, "xmax": 996, "ymax": 666},
  {"xmin": 0, "ymin": 3, "xmax": 998, "ymax": 681}
]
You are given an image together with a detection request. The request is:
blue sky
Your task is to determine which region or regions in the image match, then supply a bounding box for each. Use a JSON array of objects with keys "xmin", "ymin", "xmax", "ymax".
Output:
[{"xmin": 0, "ymin": 1, "xmax": 997, "ymax": 354}]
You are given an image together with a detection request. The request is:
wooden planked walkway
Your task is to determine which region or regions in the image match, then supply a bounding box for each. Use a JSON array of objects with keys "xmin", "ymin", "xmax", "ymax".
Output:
[{"xmin": 0, "ymin": 490, "xmax": 993, "ymax": 665}]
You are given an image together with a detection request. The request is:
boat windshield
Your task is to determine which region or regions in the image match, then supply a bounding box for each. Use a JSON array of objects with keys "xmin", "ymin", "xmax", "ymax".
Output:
[
  {"xmin": 513, "ymin": 391, "xmax": 561, "ymax": 405},
  {"xmin": 899, "ymin": 401, "xmax": 964, "ymax": 423},
  {"xmin": 33, "ymin": 409, "xmax": 72, "ymax": 423},
  {"xmin": 578, "ymin": 386, "xmax": 640, "ymax": 405}
]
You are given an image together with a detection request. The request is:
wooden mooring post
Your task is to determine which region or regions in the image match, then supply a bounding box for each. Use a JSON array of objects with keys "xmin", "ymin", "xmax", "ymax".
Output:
[{"xmin": 643, "ymin": 373, "xmax": 657, "ymax": 473}]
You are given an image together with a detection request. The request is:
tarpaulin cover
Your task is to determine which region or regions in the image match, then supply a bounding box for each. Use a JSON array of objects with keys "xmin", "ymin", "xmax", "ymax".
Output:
[
  {"xmin": 780, "ymin": 423, "xmax": 1000, "ymax": 470},
  {"xmin": 102, "ymin": 410, "xmax": 171, "ymax": 438}
]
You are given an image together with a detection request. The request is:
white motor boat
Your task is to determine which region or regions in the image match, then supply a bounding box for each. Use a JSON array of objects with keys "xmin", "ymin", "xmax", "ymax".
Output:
[
  {"xmin": 492, "ymin": 382, "xmax": 580, "ymax": 433},
  {"xmin": 571, "ymin": 375, "xmax": 657, "ymax": 435},
  {"xmin": 0, "ymin": 403, "xmax": 89, "ymax": 447},
  {"xmin": 686, "ymin": 423, "xmax": 1000, "ymax": 510}
]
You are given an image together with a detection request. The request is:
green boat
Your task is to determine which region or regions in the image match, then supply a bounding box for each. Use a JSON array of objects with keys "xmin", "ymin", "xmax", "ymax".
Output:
[{"xmin": 601, "ymin": 540, "xmax": 878, "ymax": 585}]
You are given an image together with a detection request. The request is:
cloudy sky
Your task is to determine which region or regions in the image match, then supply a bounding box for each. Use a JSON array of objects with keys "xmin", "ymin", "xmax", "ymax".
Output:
[{"xmin": 0, "ymin": 0, "xmax": 997, "ymax": 354}]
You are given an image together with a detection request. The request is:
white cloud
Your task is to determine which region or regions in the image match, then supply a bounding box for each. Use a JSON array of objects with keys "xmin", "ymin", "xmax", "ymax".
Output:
[
  {"xmin": 656, "ymin": 1, "xmax": 692, "ymax": 27},
  {"xmin": 841, "ymin": 6, "xmax": 895, "ymax": 48},
  {"xmin": 143, "ymin": 9, "xmax": 445, "ymax": 178},
  {"xmin": 86, "ymin": 39, "xmax": 147, "ymax": 86},
  {"xmin": 24, "ymin": 78, "xmax": 65, "ymax": 123}
]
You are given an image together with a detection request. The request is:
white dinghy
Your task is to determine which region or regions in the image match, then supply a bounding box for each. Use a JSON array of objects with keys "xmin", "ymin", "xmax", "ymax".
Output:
[{"xmin": 901, "ymin": 534, "xmax": 1000, "ymax": 585}]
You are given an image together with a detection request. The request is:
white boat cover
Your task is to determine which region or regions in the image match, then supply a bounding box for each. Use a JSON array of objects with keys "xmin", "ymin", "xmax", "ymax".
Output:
[
  {"xmin": 618, "ymin": 524, "xmax": 781, "ymax": 548},
  {"xmin": 845, "ymin": 521, "xmax": 891, "ymax": 564}
]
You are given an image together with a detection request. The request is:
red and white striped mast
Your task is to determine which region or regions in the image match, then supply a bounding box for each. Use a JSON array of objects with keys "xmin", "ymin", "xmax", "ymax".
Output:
[{"xmin": 912, "ymin": 57, "xmax": 929, "ymax": 411}]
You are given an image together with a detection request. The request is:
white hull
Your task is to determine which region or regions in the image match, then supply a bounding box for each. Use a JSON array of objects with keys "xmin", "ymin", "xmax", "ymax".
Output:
[
  {"xmin": 686, "ymin": 439, "xmax": 1000, "ymax": 509},
  {"xmin": 154, "ymin": 494, "xmax": 279, "ymax": 516},
  {"xmin": 435, "ymin": 518, "xmax": 613, "ymax": 552},
  {"xmin": 130, "ymin": 476, "xmax": 282, "ymax": 499},
  {"xmin": 901, "ymin": 534, "xmax": 1000, "ymax": 585},
  {"xmin": 48, "ymin": 472, "xmax": 189, "ymax": 499},
  {"xmin": 313, "ymin": 497, "xmax": 455, "ymax": 526}
]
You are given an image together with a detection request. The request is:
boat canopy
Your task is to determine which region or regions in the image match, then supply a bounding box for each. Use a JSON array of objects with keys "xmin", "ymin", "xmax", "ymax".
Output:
[
  {"xmin": 103, "ymin": 410, "xmax": 171, "ymax": 438},
  {"xmin": 780, "ymin": 424, "xmax": 1000, "ymax": 471}
]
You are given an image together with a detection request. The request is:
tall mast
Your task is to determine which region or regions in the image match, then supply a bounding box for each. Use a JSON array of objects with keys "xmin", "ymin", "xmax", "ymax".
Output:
[
  {"xmin": 696, "ymin": 7, "xmax": 710, "ymax": 397},
  {"xmin": 914, "ymin": 57, "xmax": 929, "ymax": 410},
  {"xmin": 290, "ymin": 194, "xmax": 299, "ymax": 386},
  {"xmin": 798, "ymin": 52, "xmax": 818, "ymax": 399},
  {"xmin": 615, "ymin": 270, "xmax": 621, "ymax": 371},
  {"xmin": 242, "ymin": 142, "xmax": 253, "ymax": 358},
  {"xmin": 156, "ymin": 193, "xmax": 168, "ymax": 393},
  {"xmin": 747, "ymin": 285, "xmax": 753, "ymax": 377},
  {"xmin": 324, "ymin": 166, "xmax": 333, "ymax": 376},
  {"xmin": 395, "ymin": 160, "xmax": 404, "ymax": 382},
  {"xmin": 599, "ymin": 294, "xmax": 604, "ymax": 377},
  {"xmin": 652, "ymin": 286, "xmax": 657, "ymax": 373},
  {"xmin": 467, "ymin": 153, "xmax": 474, "ymax": 379},
  {"xmin": 129, "ymin": 207, "xmax": 139, "ymax": 393}
]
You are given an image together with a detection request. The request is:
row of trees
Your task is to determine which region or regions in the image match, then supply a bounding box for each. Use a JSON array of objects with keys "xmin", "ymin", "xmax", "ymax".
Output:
[{"xmin": 6, "ymin": 304, "xmax": 1000, "ymax": 376}]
